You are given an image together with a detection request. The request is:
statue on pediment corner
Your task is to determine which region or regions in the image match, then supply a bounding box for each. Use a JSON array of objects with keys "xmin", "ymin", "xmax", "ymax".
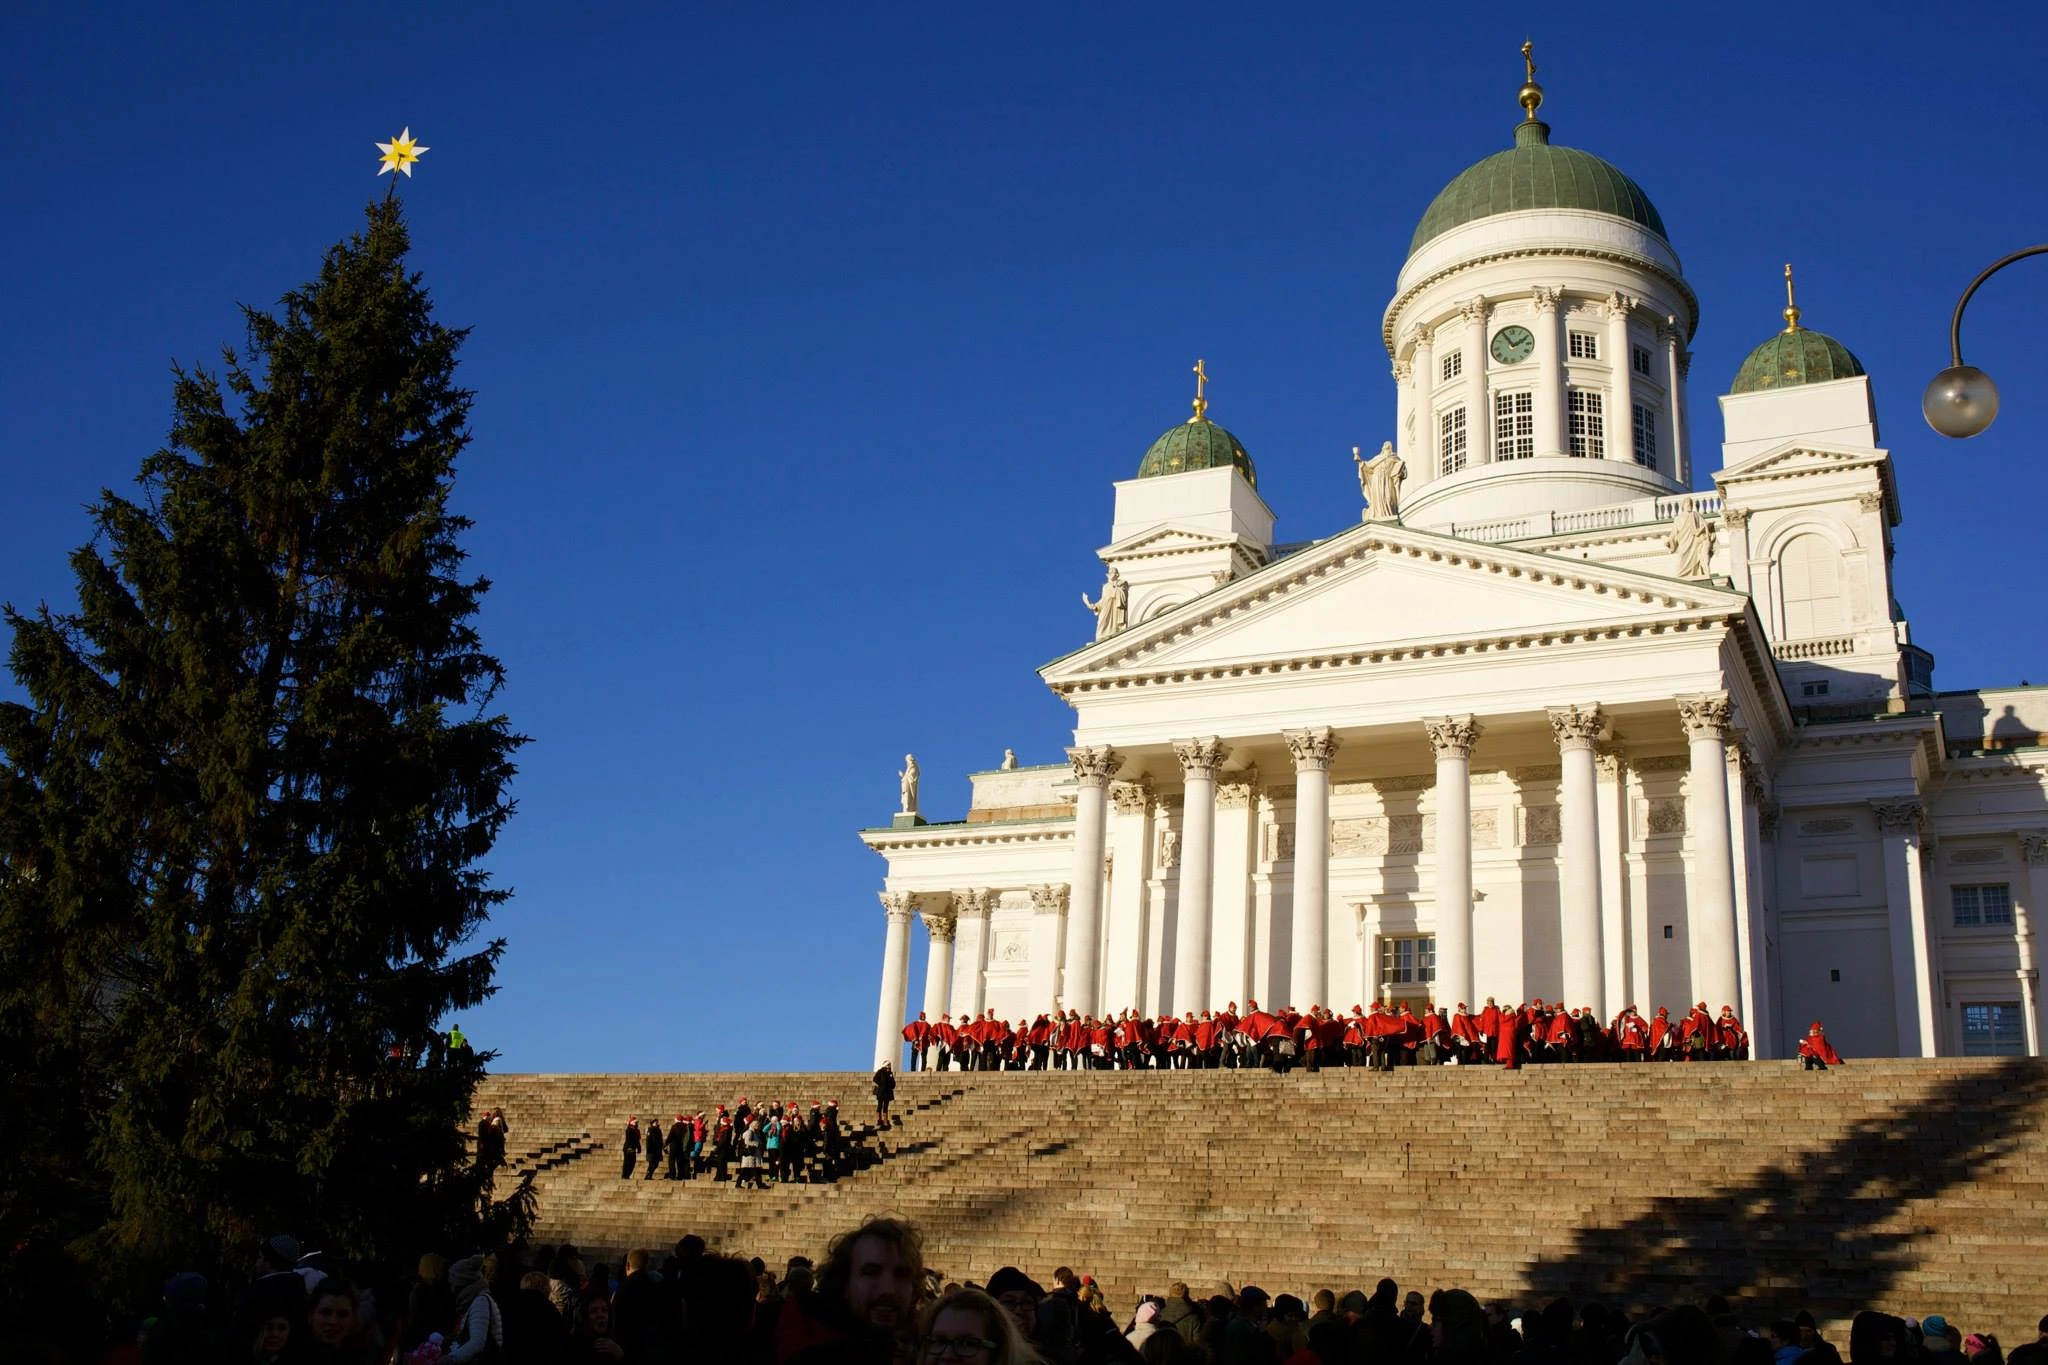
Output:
[
  {"xmin": 1356, "ymin": 441, "xmax": 1406, "ymax": 523},
  {"xmin": 1082, "ymin": 567, "xmax": 1128, "ymax": 640}
]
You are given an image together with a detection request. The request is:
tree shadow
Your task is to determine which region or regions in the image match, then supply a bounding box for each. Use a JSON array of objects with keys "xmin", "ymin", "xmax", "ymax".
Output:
[{"xmin": 1522, "ymin": 1059, "xmax": 2048, "ymax": 1323}]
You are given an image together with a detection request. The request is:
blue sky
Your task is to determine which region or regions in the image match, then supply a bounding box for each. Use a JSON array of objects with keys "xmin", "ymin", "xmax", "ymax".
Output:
[{"xmin": 5, "ymin": 4, "xmax": 2045, "ymax": 1073}]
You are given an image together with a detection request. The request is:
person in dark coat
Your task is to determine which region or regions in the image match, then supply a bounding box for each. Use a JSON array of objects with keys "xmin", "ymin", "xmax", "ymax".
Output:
[
  {"xmin": 642, "ymin": 1112, "xmax": 663, "ymax": 1180},
  {"xmin": 872, "ymin": 1064, "xmax": 896, "ymax": 1129},
  {"xmin": 665, "ymin": 1115, "xmax": 688, "ymax": 1180},
  {"xmin": 620, "ymin": 1116, "xmax": 642, "ymax": 1179}
]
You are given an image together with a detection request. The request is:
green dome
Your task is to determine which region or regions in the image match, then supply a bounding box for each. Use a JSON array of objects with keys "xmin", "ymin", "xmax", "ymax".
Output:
[
  {"xmin": 1409, "ymin": 120, "xmax": 1668, "ymax": 257},
  {"xmin": 1137, "ymin": 418, "xmax": 1256, "ymax": 486},
  {"xmin": 1731, "ymin": 328, "xmax": 1865, "ymax": 394}
]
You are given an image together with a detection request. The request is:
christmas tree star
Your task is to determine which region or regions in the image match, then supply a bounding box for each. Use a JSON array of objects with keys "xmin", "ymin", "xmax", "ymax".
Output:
[{"xmin": 376, "ymin": 127, "xmax": 428, "ymax": 177}]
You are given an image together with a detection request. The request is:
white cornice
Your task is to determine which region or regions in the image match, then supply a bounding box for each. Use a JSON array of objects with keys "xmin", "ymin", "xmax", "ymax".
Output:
[
  {"xmin": 1383, "ymin": 243, "xmax": 1700, "ymax": 356},
  {"xmin": 859, "ymin": 821, "xmax": 1073, "ymax": 855}
]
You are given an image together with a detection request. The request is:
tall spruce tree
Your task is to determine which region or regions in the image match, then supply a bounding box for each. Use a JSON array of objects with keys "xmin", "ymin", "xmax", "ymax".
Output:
[{"xmin": 0, "ymin": 200, "xmax": 525, "ymax": 1268}]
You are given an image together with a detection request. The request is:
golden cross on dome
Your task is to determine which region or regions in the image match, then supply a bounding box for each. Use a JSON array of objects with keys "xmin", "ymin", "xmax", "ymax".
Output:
[
  {"xmin": 1522, "ymin": 39, "xmax": 1536, "ymax": 83},
  {"xmin": 1190, "ymin": 358, "xmax": 1211, "ymax": 422},
  {"xmin": 1783, "ymin": 263, "xmax": 1803, "ymax": 332},
  {"xmin": 1518, "ymin": 40, "xmax": 1545, "ymax": 122}
]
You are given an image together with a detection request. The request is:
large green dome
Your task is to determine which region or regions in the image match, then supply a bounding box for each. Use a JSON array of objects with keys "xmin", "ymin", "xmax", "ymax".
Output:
[
  {"xmin": 1137, "ymin": 417, "xmax": 1256, "ymax": 486},
  {"xmin": 1409, "ymin": 120, "xmax": 1668, "ymax": 257},
  {"xmin": 1731, "ymin": 328, "xmax": 1865, "ymax": 394}
]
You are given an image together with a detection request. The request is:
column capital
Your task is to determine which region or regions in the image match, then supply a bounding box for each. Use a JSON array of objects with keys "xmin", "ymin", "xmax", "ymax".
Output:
[
  {"xmin": 1425, "ymin": 715, "xmax": 1482, "ymax": 760},
  {"xmin": 1722, "ymin": 506, "xmax": 1752, "ymax": 530},
  {"xmin": 1108, "ymin": 776, "xmax": 1154, "ymax": 813},
  {"xmin": 1531, "ymin": 285, "xmax": 1560, "ymax": 314},
  {"xmin": 1758, "ymin": 801, "xmax": 1782, "ymax": 843},
  {"xmin": 2022, "ymin": 833, "xmax": 2048, "ymax": 867},
  {"xmin": 1173, "ymin": 737, "xmax": 1230, "ymax": 779},
  {"xmin": 1459, "ymin": 296, "xmax": 1488, "ymax": 326},
  {"xmin": 880, "ymin": 890, "xmax": 918, "ymax": 924},
  {"xmin": 1029, "ymin": 884, "xmax": 1070, "ymax": 916},
  {"xmin": 1392, "ymin": 359, "xmax": 1413, "ymax": 383},
  {"xmin": 951, "ymin": 887, "xmax": 994, "ymax": 917},
  {"xmin": 1606, "ymin": 290, "xmax": 1639, "ymax": 321},
  {"xmin": 1216, "ymin": 766, "xmax": 1262, "ymax": 808},
  {"xmin": 1871, "ymin": 800, "xmax": 1926, "ymax": 836},
  {"xmin": 920, "ymin": 909, "xmax": 958, "ymax": 943},
  {"xmin": 1066, "ymin": 744, "xmax": 1122, "ymax": 784},
  {"xmin": 1547, "ymin": 704, "xmax": 1605, "ymax": 753},
  {"xmin": 1676, "ymin": 693, "xmax": 1732, "ymax": 741},
  {"xmin": 1284, "ymin": 727, "xmax": 1341, "ymax": 773}
]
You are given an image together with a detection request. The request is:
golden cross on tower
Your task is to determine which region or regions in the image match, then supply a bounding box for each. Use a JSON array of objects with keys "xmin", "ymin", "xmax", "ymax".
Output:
[
  {"xmin": 1190, "ymin": 358, "xmax": 1210, "ymax": 422},
  {"xmin": 1782, "ymin": 262, "xmax": 1803, "ymax": 332},
  {"xmin": 1518, "ymin": 40, "xmax": 1545, "ymax": 122}
]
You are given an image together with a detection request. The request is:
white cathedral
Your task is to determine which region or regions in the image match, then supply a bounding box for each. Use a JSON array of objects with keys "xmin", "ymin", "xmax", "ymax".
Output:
[{"xmin": 859, "ymin": 57, "xmax": 2046, "ymax": 1066}]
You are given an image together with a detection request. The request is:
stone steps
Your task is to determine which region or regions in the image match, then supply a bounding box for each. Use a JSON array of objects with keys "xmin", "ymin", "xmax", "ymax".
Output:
[{"xmin": 476, "ymin": 1057, "xmax": 2048, "ymax": 1342}]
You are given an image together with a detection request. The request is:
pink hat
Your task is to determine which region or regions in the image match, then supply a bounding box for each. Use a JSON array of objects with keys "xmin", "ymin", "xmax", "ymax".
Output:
[{"xmin": 1136, "ymin": 1303, "xmax": 1160, "ymax": 1324}]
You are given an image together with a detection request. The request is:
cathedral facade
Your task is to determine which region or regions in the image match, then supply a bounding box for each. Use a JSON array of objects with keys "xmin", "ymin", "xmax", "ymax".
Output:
[{"xmin": 859, "ymin": 60, "xmax": 2046, "ymax": 1066}]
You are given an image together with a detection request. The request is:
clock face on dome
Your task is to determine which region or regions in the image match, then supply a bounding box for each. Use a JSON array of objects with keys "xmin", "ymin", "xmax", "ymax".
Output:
[{"xmin": 1491, "ymin": 325, "xmax": 1535, "ymax": 364}]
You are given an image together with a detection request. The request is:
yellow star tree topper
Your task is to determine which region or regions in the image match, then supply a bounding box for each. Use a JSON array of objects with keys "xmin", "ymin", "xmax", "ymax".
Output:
[{"xmin": 376, "ymin": 127, "xmax": 429, "ymax": 177}]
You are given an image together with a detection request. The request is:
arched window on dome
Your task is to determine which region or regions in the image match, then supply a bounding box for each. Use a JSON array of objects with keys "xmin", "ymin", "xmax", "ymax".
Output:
[{"xmin": 1779, "ymin": 534, "xmax": 1845, "ymax": 640}]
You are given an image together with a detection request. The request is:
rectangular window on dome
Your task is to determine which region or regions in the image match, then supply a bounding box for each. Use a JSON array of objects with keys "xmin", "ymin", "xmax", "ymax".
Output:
[
  {"xmin": 1441, "ymin": 350, "xmax": 1463, "ymax": 382},
  {"xmin": 1568, "ymin": 388, "xmax": 1605, "ymax": 458},
  {"xmin": 1632, "ymin": 344, "xmax": 1654, "ymax": 376},
  {"xmin": 1569, "ymin": 331, "xmax": 1599, "ymax": 360},
  {"xmin": 1439, "ymin": 406, "xmax": 1468, "ymax": 476},
  {"xmin": 1632, "ymin": 402, "xmax": 1657, "ymax": 468},
  {"xmin": 1952, "ymin": 883, "xmax": 2014, "ymax": 928},
  {"xmin": 1494, "ymin": 391, "xmax": 1533, "ymax": 461}
]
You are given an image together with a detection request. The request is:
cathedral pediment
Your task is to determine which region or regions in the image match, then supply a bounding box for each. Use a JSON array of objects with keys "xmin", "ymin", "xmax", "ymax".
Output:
[
  {"xmin": 1100, "ymin": 525, "xmax": 1245, "ymax": 559},
  {"xmin": 1714, "ymin": 442, "xmax": 1899, "ymax": 523},
  {"xmin": 1044, "ymin": 521, "xmax": 1748, "ymax": 685}
]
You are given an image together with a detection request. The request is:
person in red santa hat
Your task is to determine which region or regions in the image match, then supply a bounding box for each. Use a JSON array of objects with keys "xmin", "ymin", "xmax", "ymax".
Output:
[{"xmin": 1797, "ymin": 1021, "xmax": 1845, "ymax": 1070}]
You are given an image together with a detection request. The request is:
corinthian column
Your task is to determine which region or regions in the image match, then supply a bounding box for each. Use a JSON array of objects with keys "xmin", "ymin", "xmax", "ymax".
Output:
[
  {"xmin": 1426, "ymin": 716, "xmax": 1481, "ymax": 1009},
  {"xmin": 873, "ymin": 891, "xmax": 917, "ymax": 1068},
  {"xmin": 1873, "ymin": 800, "xmax": 1935, "ymax": 1056},
  {"xmin": 1285, "ymin": 728, "xmax": 1340, "ymax": 1008},
  {"xmin": 1678, "ymin": 694, "xmax": 1741, "ymax": 1014},
  {"xmin": 1462, "ymin": 297, "xmax": 1490, "ymax": 463},
  {"xmin": 1062, "ymin": 745, "xmax": 1121, "ymax": 1017},
  {"xmin": 2016, "ymin": 835, "xmax": 2047, "ymax": 1056},
  {"xmin": 951, "ymin": 888, "xmax": 994, "ymax": 1019},
  {"xmin": 1606, "ymin": 293, "xmax": 1637, "ymax": 463},
  {"xmin": 1172, "ymin": 737, "xmax": 1229, "ymax": 1013},
  {"xmin": 1532, "ymin": 287, "xmax": 1565, "ymax": 458},
  {"xmin": 1549, "ymin": 705, "xmax": 1606, "ymax": 1017},
  {"xmin": 919, "ymin": 905, "xmax": 957, "ymax": 1026}
]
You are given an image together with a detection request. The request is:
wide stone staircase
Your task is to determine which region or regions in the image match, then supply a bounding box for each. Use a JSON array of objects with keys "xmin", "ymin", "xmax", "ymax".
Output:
[{"xmin": 476, "ymin": 1059, "xmax": 2048, "ymax": 1340}]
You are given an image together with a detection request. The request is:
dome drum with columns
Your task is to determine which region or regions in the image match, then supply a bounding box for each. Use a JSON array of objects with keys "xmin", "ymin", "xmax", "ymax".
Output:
[{"xmin": 859, "ymin": 48, "xmax": 2048, "ymax": 1070}]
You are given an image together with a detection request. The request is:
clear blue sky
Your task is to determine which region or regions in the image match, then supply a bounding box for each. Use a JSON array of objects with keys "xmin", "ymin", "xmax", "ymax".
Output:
[{"xmin": 5, "ymin": 4, "xmax": 2046, "ymax": 1073}]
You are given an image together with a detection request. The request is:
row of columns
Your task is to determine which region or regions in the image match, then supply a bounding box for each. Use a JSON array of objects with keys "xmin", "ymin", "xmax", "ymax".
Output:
[{"xmin": 872, "ymin": 694, "xmax": 1747, "ymax": 1066}]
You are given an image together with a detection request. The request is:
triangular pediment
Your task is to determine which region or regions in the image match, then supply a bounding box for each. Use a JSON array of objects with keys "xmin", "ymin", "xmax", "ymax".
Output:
[
  {"xmin": 1100, "ymin": 525, "xmax": 1243, "ymax": 559},
  {"xmin": 1044, "ymin": 521, "xmax": 1746, "ymax": 681},
  {"xmin": 1715, "ymin": 441, "xmax": 1885, "ymax": 483}
]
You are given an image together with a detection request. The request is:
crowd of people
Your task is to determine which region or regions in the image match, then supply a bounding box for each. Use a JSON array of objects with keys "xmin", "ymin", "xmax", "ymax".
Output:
[
  {"xmin": 902, "ymin": 1005, "xmax": 1849, "ymax": 1073},
  {"xmin": 116, "ymin": 1213, "xmax": 2043, "ymax": 1365},
  {"xmin": 611, "ymin": 1098, "xmax": 870, "ymax": 1187}
]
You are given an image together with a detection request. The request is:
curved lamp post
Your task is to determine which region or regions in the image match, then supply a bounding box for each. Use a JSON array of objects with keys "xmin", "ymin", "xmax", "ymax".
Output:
[{"xmin": 1924, "ymin": 245, "xmax": 2048, "ymax": 438}]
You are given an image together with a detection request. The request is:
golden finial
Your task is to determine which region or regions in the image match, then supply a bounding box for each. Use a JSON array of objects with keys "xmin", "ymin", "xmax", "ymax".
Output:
[
  {"xmin": 1518, "ymin": 40, "xmax": 1544, "ymax": 122},
  {"xmin": 1190, "ymin": 358, "xmax": 1210, "ymax": 423},
  {"xmin": 1782, "ymin": 262, "xmax": 1803, "ymax": 332}
]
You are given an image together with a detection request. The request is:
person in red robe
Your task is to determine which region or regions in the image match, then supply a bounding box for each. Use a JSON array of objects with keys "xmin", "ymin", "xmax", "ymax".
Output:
[
  {"xmin": 1798, "ymin": 1021, "xmax": 1845, "ymax": 1070},
  {"xmin": 1477, "ymin": 998, "xmax": 1502, "ymax": 1063},
  {"xmin": 1613, "ymin": 1006, "xmax": 1650, "ymax": 1060},
  {"xmin": 1448, "ymin": 1002, "xmax": 1480, "ymax": 1064},
  {"xmin": 1543, "ymin": 1005, "xmax": 1575, "ymax": 1061},
  {"xmin": 902, "ymin": 1012, "xmax": 930, "ymax": 1071},
  {"xmin": 1495, "ymin": 1005, "xmax": 1525, "ymax": 1070},
  {"xmin": 1648, "ymin": 1006, "xmax": 1675, "ymax": 1059},
  {"xmin": 1715, "ymin": 1005, "xmax": 1749, "ymax": 1060},
  {"xmin": 1680, "ymin": 1002, "xmax": 1714, "ymax": 1061}
]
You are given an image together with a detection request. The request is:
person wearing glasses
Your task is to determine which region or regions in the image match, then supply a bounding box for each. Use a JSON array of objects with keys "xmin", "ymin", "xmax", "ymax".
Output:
[{"xmin": 919, "ymin": 1287, "xmax": 1036, "ymax": 1364}]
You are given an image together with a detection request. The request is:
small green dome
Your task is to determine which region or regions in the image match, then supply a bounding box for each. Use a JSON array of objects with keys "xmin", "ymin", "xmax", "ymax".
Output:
[
  {"xmin": 1731, "ymin": 328, "xmax": 1865, "ymax": 394},
  {"xmin": 1137, "ymin": 418, "xmax": 1256, "ymax": 486},
  {"xmin": 1410, "ymin": 120, "xmax": 1668, "ymax": 257}
]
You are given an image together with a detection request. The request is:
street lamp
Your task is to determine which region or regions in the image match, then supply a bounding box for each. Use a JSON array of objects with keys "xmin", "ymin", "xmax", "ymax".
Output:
[{"xmin": 1923, "ymin": 245, "xmax": 2048, "ymax": 438}]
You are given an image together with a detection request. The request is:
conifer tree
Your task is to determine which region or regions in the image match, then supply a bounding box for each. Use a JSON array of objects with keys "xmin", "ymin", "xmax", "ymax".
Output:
[{"xmin": 0, "ymin": 200, "xmax": 525, "ymax": 1267}]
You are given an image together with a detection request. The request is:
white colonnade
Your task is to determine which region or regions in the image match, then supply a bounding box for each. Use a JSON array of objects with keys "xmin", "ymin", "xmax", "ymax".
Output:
[{"xmin": 872, "ymin": 694, "xmax": 1752, "ymax": 1064}]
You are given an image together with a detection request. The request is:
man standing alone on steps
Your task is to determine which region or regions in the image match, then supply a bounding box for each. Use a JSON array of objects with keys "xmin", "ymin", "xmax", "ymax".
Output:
[
  {"xmin": 665, "ymin": 1114, "xmax": 688, "ymax": 1180},
  {"xmin": 620, "ymin": 1116, "xmax": 641, "ymax": 1180},
  {"xmin": 872, "ymin": 1062, "xmax": 896, "ymax": 1130}
]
